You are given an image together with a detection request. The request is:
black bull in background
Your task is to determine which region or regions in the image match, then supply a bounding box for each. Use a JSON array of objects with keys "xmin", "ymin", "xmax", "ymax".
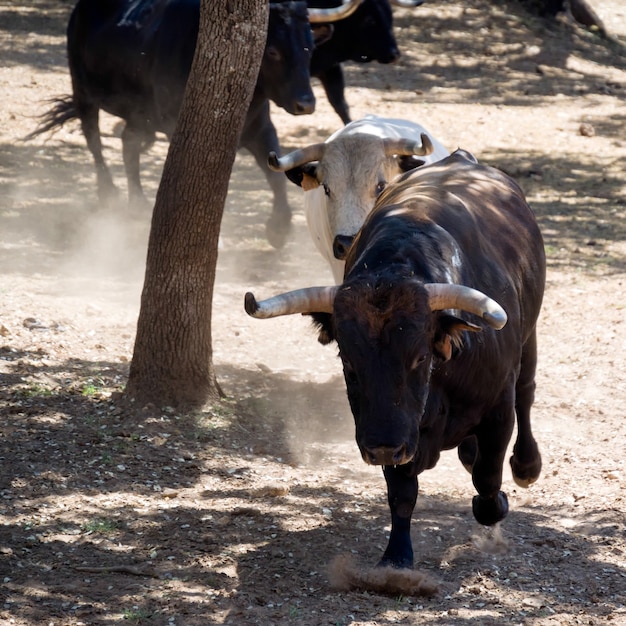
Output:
[
  {"xmin": 28, "ymin": 0, "xmax": 360, "ymax": 249},
  {"xmin": 246, "ymin": 150, "xmax": 546, "ymax": 569},
  {"xmin": 308, "ymin": 0, "xmax": 423, "ymax": 125}
]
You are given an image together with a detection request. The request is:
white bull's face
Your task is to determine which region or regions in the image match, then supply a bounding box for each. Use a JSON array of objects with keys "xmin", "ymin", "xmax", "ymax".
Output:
[{"xmin": 316, "ymin": 135, "xmax": 403, "ymax": 242}]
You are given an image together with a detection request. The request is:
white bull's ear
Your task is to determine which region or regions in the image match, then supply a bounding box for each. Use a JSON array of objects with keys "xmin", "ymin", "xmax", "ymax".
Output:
[{"xmin": 302, "ymin": 173, "xmax": 320, "ymax": 191}]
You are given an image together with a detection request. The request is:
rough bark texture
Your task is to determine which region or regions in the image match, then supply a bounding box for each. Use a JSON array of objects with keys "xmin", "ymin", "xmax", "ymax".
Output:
[{"xmin": 126, "ymin": 0, "xmax": 268, "ymax": 410}]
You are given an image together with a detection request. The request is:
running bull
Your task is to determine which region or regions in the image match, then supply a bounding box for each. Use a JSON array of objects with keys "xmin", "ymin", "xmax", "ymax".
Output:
[{"xmin": 245, "ymin": 149, "xmax": 546, "ymax": 568}]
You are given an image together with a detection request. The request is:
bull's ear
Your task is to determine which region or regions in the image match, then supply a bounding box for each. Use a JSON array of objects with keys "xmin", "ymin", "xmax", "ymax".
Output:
[
  {"xmin": 434, "ymin": 314, "xmax": 481, "ymax": 361},
  {"xmin": 308, "ymin": 312, "xmax": 335, "ymax": 345},
  {"xmin": 285, "ymin": 163, "xmax": 318, "ymax": 188},
  {"xmin": 397, "ymin": 155, "xmax": 426, "ymax": 172},
  {"xmin": 311, "ymin": 23, "xmax": 334, "ymax": 47}
]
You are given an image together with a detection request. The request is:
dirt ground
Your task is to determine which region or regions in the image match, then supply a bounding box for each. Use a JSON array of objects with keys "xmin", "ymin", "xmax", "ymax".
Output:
[{"xmin": 1, "ymin": 0, "xmax": 626, "ymax": 624}]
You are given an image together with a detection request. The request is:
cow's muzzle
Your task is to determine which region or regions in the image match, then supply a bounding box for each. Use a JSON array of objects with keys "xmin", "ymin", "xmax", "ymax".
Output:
[
  {"xmin": 362, "ymin": 444, "xmax": 413, "ymax": 466},
  {"xmin": 333, "ymin": 234, "xmax": 354, "ymax": 260},
  {"xmin": 291, "ymin": 95, "xmax": 316, "ymax": 116}
]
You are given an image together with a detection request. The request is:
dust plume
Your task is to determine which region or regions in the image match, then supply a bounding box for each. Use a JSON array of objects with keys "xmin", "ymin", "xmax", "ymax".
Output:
[{"xmin": 328, "ymin": 553, "xmax": 440, "ymax": 597}]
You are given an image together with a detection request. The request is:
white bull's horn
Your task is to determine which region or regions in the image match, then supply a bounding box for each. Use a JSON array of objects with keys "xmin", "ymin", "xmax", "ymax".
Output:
[
  {"xmin": 390, "ymin": 0, "xmax": 424, "ymax": 7},
  {"xmin": 424, "ymin": 284, "xmax": 508, "ymax": 330},
  {"xmin": 383, "ymin": 133, "xmax": 434, "ymax": 157},
  {"xmin": 308, "ymin": 0, "xmax": 364, "ymax": 23},
  {"xmin": 245, "ymin": 286, "xmax": 338, "ymax": 318},
  {"xmin": 268, "ymin": 143, "xmax": 327, "ymax": 172}
]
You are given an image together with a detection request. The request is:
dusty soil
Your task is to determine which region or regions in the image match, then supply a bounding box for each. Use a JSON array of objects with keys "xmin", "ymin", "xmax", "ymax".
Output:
[{"xmin": 1, "ymin": 0, "xmax": 626, "ymax": 624}]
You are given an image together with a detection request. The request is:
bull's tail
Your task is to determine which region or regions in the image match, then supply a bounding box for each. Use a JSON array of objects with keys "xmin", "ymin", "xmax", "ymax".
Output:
[{"xmin": 23, "ymin": 95, "xmax": 78, "ymax": 141}]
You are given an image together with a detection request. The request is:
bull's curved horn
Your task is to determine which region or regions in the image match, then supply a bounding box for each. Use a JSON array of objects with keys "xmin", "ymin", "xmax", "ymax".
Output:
[
  {"xmin": 424, "ymin": 284, "xmax": 507, "ymax": 330},
  {"xmin": 390, "ymin": 0, "xmax": 424, "ymax": 7},
  {"xmin": 383, "ymin": 133, "xmax": 434, "ymax": 157},
  {"xmin": 268, "ymin": 143, "xmax": 327, "ymax": 172},
  {"xmin": 245, "ymin": 286, "xmax": 338, "ymax": 318},
  {"xmin": 308, "ymin": 0, "xmax": 364, "ymax": 23}
]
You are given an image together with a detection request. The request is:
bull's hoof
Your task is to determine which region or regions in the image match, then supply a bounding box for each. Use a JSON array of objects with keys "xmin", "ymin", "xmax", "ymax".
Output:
[
  {"xmin": 472, "ymin": 491, "xmax": 509, "ymax": 526},
  {"xmin": 377, "ymin": 554, "xmax": 414, "ymax": 570},
  {"xmin": 378, "ymin": 535, "xmax": 414, "ymax": 570},
  {"xmin": 510, "ymin": 449, "xmax": 542, "ymax": 488},
  {"xmin": 265, "ymin": 215, "xmax": 292, "ymax": 249}
]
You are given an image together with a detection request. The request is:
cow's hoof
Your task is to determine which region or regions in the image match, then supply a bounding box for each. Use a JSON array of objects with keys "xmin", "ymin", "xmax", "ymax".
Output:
[
  {"xmin": 510, "ymin": 449, "xmax": 542, "ymax": 488},
  {"xmin": 128, "ymin": 193, "xmax": 153, "ymax": 214},
  {"xmin": 265, "ymin": 215, "xmax": 292, "ymax": 249},
  {"xmin": 377, "ymin": 555, "xmax": 413, "ymax": 570},
  {"xmin": 472, "ymin": 491, "xmax": 509, "ymax": 526}
]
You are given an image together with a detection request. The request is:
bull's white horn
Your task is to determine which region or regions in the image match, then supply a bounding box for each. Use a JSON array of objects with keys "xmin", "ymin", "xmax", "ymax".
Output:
[
  {"xmin": 383, "ymin": 133, "xmax": 434, "ymax": 157},
  {"xmin": 390, "ymin": 0, "xmax": 424, "ymax": 7},
  {"xmin": 268, "ymin": 143, "xmax": 327, "ymax": 172},
  {"xmin": 308, "ymin": 0, "xmax": 364, "ymax": 23},
  {"xmin": 245, "ymin": 286, "xmax": 338, "ymax": 318},
  {"xmin": 425, "ymin": 284, "xmax": 507, "ymax": 330}
]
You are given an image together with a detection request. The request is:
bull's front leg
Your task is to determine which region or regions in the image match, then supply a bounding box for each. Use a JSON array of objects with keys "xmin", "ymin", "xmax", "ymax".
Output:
[
  {"xmin": 471, "ymin": 392, "xmax": 516, "ymax": 526},
  {"xmin": 379, "ymin": 463, "xmax": 418, "ymax": 569}
]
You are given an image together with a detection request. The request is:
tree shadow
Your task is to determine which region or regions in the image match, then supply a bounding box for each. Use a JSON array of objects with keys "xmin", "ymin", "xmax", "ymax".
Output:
[
  {"xmin": 342, "ymin": 0, "xmax": 626, "ymax": 107},
  {"xmin": 0, "ymin": 0, "xmax": 72, "ymax": 71}
]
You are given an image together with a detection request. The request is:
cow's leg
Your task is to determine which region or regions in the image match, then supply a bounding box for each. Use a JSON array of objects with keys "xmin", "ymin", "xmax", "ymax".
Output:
[
  {"xmin": 121, "ymin": 123, "xmax": 154, "ymax": 208},
  {"xmin": 471, "ymin": 390, "xmax": 515, "ymax": 526},
  {"xmin": 316, "ymin": 65, "xmax": 351, "ymax": 125},
  {"xmin": 77, "ymin": 103, "xmax": 119, "ymax": 204},
  {"xmin": 379, "ymin": 463, "xmax": 418, "ymax": 569},
  {"xmin": 510, "ymin": 329, "xmax": 542, "ymax": 487},
  {"xmin": 457, "ymin": 436, "xmax": 477, "ymax": 473},
  {"xmin": 241, "ymin": 101, "xmax": 292, "ymax": 249}
]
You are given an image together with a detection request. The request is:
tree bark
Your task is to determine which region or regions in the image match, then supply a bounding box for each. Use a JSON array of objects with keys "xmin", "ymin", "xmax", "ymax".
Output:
[{"xmin": 126, "ymin": 0, "xmax": 268, "ymax": 410}]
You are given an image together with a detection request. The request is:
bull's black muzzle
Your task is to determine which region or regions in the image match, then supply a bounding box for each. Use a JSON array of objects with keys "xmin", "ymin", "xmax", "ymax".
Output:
[
  {"xmin": 362, "ymin": 444, "xmax": 412, "ymax": 466},
  {"xmin": 333, "ymin": 234, "xmax": 354, "ymax": 260}
]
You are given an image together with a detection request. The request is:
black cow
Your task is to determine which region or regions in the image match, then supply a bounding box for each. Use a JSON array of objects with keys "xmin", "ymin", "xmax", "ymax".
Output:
[
  {"xmin": 28, "ymin": 0, "xmax": 318, "ymax": 248},
  {"xmin": 309, "ymin": 0, "xmax": 420, "ymax": 124},
  {"xmin": 245, "ymin": 150, "xmax": 545, "ymax": 569}
]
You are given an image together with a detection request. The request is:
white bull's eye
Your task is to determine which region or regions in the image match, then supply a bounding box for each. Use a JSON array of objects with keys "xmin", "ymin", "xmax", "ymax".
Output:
[{"xmin": 376, "ymin": 181, "xmax": 386, "ymax": 195}]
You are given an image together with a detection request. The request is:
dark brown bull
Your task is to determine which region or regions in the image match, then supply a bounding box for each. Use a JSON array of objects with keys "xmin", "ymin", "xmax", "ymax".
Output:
[{"xmin": 245, "ymin": 149, "xmax": 546, "ymax": 569}]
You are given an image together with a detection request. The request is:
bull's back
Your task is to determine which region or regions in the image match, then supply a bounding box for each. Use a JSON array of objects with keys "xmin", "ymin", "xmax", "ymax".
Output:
[
  {"xmin": 67, "ymin": 0, "xmax": 194, "ymax": 130},
  {"xmin": 356, "ymin": 151, "xmax": 546, "ymax": 335}
]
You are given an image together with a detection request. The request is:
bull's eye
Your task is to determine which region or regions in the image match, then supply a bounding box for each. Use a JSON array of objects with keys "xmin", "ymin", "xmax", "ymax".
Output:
[
  {"xmin": 410, "ymin": 353, "xmax": 428, "ymax": 370},
  {"xmin": 375, "ymin": 181, "xmax": 386, "ymax": 195},
  {"xmin": 323, "ymin": 183, "xmax": 330, "ymax": 197},
  {"xmin": 265, "ymin": 46, "xmax": 281, "ymax": 62}
]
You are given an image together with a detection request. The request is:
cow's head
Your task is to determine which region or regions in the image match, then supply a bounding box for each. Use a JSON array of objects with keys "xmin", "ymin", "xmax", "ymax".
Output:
[
  {"xmin": 245, "ymin": 280, "xmax": 507, "ymax": 466},
  {"xmin": 268, "ymin": 133, "xmax": 434, "ymax": 259},
  {"xmin": 263, "ymin": 0, "xmax": 366, "ymax": 115},
  {"xmin": 262, "ymin": 1, "xmax": 316, "ymax": 115}
]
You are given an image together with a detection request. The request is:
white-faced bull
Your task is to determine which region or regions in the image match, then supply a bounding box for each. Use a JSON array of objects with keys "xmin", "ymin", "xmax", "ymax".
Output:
[
  {"xmin": 268, "ymin": 115, "xmax": 450, "ymax": 283},
  {"xmin": 245, "ymin": 150, "xmax": 546, "ymax": 569}
]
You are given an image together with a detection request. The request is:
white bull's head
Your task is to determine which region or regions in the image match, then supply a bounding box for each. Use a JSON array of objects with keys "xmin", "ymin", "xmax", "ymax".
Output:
[{"xmin": 268, "ymin": 116, "xmax": 450, "ymax": 283}]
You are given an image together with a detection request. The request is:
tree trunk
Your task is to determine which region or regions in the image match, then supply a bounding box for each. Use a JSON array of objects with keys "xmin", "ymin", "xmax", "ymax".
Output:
[{"xmin": 125, "ymin": 0, "xmax": 268, "ymax": 410}]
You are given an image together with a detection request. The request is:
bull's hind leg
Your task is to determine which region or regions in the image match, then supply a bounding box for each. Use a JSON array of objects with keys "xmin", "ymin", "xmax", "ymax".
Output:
[
  {"xmin": 510, "ymin": 329, "xmax": 542, "ymax": 487},
  {"xmin": 122, "ymin": 122, "xmax": 155, "ymax": 208},
  {"xmin": 380, "ymin": 463, "xmax": 418, "ymax": 569},
  {"xmin": 471, "ymin": 390, "xmax": 515, "ymax": 526},
  {"xmin": 77, "ymin": 102, "xmax": 119, "ymax": 203}
]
